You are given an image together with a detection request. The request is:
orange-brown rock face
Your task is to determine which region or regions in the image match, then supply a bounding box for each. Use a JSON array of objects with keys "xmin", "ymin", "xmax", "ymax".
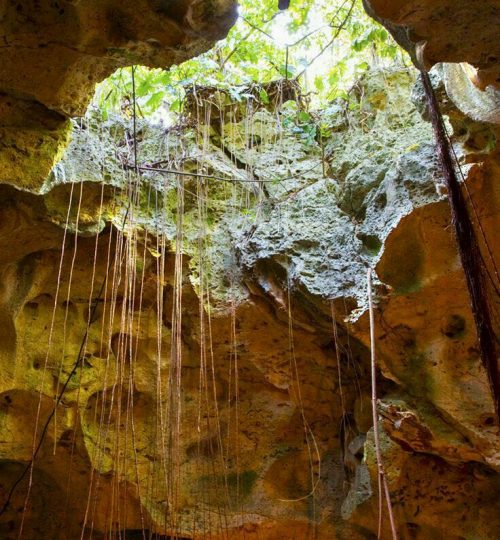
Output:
[
  {"xmin": 0, "ymin": 1, "xmax": 500, "ymax": 539},
  {"xmin": 0, "ymin": 66, "xmax": 498, "ymax": 539},
  {"xmin": 0, "ymin": 183, "xmax": 370, "ymax": 539},
  {"xmin": 348, "ymin": 156, "xmax": 500, "ymax": 539},
  {"xmin": 0, "ymin": 0, "xmax": 237, "ymax": 191},
  {"xmin": 363, "ymin": 0, "xmax": 500, "ymax": 89}
]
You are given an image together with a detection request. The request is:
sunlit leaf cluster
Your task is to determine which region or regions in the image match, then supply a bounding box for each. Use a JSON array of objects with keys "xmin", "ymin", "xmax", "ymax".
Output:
[{"xmin": 93, "ymin": 0, "xmax": 407, "ymax": 121}]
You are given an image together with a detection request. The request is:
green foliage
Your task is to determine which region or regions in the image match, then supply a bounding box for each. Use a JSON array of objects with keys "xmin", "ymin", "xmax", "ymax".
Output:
[
  {"xmin": 93, "ymin": 0, "xmax": 408, "ymax": 120},
  {"xmin": 279, "ymin": 103, "xmax": 318, "ymax": 147}
]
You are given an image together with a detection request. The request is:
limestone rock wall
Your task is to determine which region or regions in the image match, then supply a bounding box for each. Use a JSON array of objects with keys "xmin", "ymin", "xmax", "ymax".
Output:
[
  {"xmin": 0, "ymin": 66, "xmax": 499, "ymax": 539},
  {"xmin": 362, "ymin": 0, "xmax": 500, "ymax": 89},
  {"xmin": 0, "ymin": 2, "xmax": 499, "ymax": 538},
  {"xmin": 0, "ymin": 0, "xmax": 237, "ymax": 191}
]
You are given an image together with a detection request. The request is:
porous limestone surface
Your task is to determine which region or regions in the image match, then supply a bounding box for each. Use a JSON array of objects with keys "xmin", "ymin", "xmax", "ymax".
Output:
[{"xmin": 0, "ymin": 68, "xmax": 499, "ymax": 539}]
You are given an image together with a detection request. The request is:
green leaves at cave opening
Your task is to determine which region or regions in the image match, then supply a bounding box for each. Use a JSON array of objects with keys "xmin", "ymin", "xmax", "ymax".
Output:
[{"xmin": 93, "ymin": 0, "xmax": 408, "ymax": 121}]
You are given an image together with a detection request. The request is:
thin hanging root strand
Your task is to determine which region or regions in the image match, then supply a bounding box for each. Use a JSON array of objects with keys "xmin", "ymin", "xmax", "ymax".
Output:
[
  {"xmin": 276, "ymin": 282, "xmax": 321, "ymax": 505},
  {"xmin": 420, "ymin": 70, "xmax": 499, "ymax": 423},
  {"xmin": 367, "ymin": 269, "xmax": 398, "ymax": 540}
]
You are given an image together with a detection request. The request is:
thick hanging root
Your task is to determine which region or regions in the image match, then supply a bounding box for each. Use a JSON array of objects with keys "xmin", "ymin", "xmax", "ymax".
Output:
[{"xmin": 420, "ymin": 70, "xmax": 499, "ymax": 423}]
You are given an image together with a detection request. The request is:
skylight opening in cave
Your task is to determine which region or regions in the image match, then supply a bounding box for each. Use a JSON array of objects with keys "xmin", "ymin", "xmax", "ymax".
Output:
[{"xmin": 91, "ymin": 0, "xmax": 405, "ymax": 126}]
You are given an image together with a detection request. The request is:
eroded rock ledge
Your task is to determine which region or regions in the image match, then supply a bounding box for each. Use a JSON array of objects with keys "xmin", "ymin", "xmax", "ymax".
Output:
[
  {"xmin": 0, "ymin": 0, "xmax": 237, "ymax": 191},
  {"xmin": 363, "ymin": 0, "xmax": 500, "ymax": 89}
]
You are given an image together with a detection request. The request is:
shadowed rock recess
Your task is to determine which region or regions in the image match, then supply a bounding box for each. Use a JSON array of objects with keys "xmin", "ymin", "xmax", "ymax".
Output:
[{"xmin": 0, "ymin": 2, "xmax": 499, "ymax": 540}]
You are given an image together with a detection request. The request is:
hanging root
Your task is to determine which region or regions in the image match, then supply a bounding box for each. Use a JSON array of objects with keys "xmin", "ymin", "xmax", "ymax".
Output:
[
  {"xmin": 420, "ymin": 70, "xmax": 499, "ymax": 423},
  {"xmin": 367, "ymin": 269, "xmax": 398, "ymax": 540}
]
